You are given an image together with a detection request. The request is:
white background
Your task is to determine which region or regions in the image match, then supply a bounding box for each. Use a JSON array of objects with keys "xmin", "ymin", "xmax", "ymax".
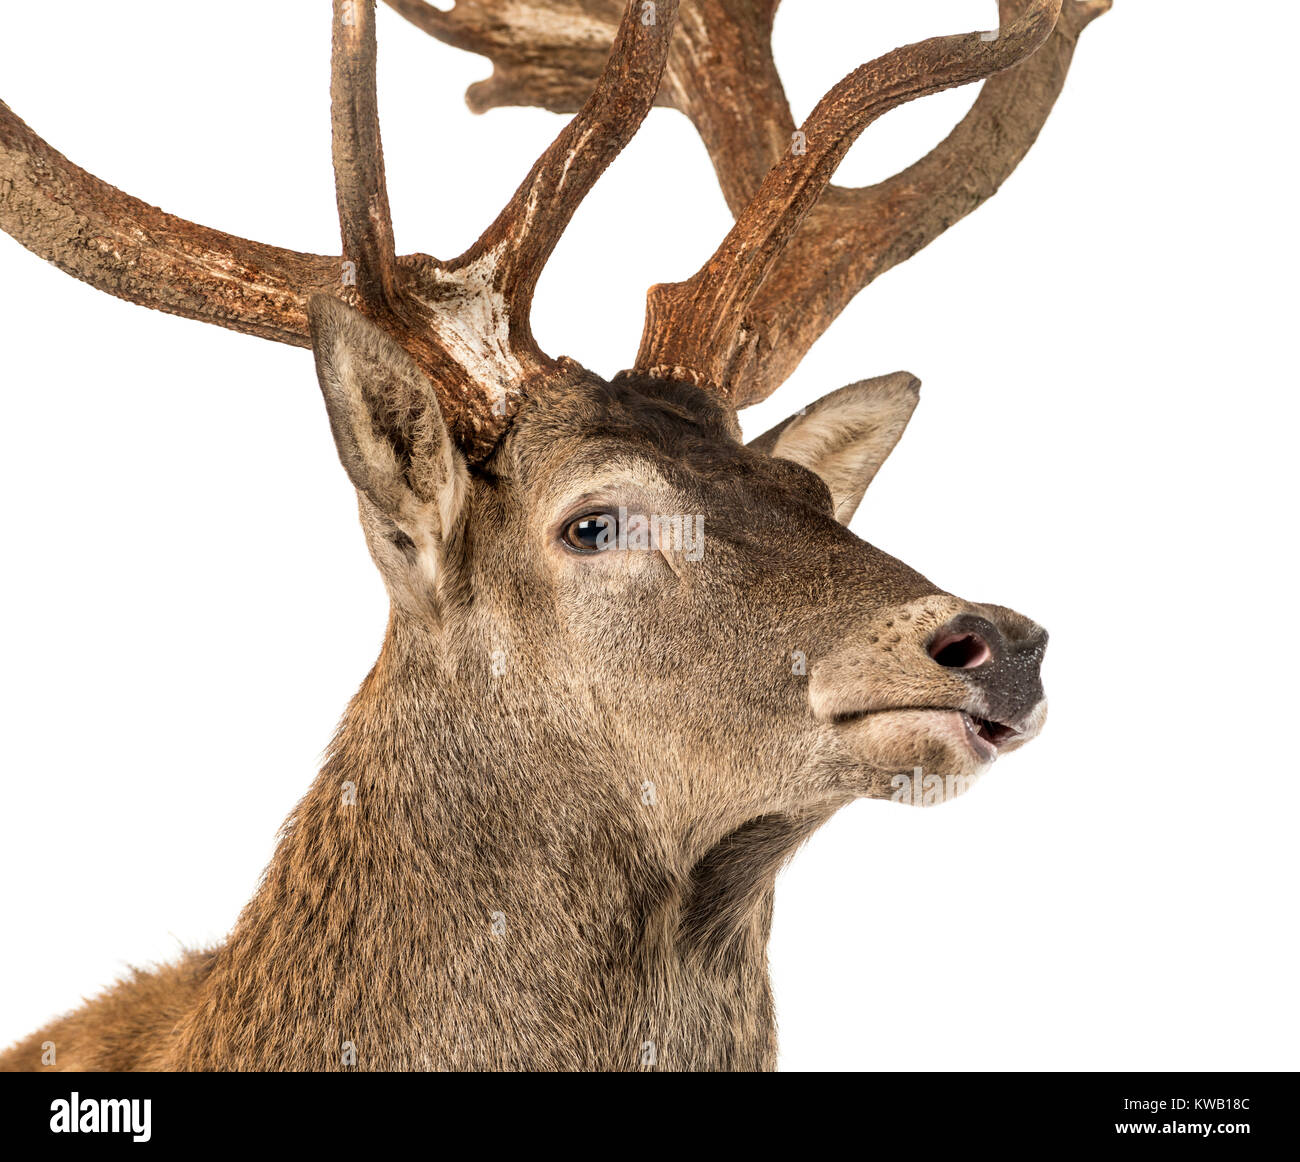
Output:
[{"xmin": 1, "ymin": 1, "xmax": 1295, "ymax": 1071}]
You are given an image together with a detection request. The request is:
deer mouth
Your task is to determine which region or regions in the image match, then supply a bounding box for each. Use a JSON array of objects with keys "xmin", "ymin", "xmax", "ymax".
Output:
[
  {"xmin": 834, "ymin": 707, "xmax": 1019, "ymax": 749},
  {"xmin": 961, "ymin": 711, "xmax": 1021, "ymax": 760},
  {"xmin": 830, "ymin": 705, "xmax": 1031, "ymax": 774}
]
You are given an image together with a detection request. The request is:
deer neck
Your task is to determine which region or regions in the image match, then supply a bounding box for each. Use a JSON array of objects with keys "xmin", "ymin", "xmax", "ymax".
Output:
[{"xmin": 176, "ymin": 618, "xmax": 796, "ymax": 1071}]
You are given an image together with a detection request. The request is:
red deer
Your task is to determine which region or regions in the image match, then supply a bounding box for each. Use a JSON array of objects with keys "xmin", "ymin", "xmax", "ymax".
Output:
[{"xmin": 0, "ymin": 0, "xmax": 1108, "ymax": 1070}]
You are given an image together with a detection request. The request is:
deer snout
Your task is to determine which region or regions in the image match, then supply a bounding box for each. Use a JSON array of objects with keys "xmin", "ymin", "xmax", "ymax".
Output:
[
  {"xmin": 809, "ymin": 597, "xmax": 1048, "ymax": 739},
  {"xmin": 925, "ymin": 607, "xmax": 1048, "ymax": 729},
  {"xmin": 806, "ymin": 600, "xmax": 1050, "ymax": 779},
  {"xmin": 808, "ymin": 598, "xmax": 1049, "ymax": 776}
]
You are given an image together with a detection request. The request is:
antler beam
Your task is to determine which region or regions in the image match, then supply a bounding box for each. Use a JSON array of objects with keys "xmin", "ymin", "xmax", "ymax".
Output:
[{"xmin": 0, "ymin": 99, "xmax": 340, "ymax": 344}]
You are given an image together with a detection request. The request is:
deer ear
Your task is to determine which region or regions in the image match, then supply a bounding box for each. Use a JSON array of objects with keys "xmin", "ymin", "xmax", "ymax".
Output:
[
  {"xmin": 307, "ymin": 296, "xmax": 467, "ymax": 540},
  {"xmin": 748, "ymin": 372, "xmax": 920, "ymax": 525}
]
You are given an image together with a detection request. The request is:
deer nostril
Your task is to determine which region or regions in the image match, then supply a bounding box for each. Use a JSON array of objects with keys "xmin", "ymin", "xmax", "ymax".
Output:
[{"xmin": 928, "ymin": 631, "xmax": 992, "ymax": 670}]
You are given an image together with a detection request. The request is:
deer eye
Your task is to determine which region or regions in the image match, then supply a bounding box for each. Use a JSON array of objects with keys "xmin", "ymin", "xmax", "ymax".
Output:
[{"xmin": 561, "ymin": 512, "xmax": 615, "ymax": 553}]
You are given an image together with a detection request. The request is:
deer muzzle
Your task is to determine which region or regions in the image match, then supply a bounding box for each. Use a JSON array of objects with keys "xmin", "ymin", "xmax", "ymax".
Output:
[{"xmin": 807, "ymin": 595, "xmax": 1049, "ymax": 780}]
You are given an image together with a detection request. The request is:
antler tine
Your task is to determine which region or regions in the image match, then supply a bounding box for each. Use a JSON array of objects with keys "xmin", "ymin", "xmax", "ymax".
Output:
[
  {"xmin": 331, "ymin": 0, "xmax": 400, "ymax": 311},
  {"xmin": 447, "ymin": 0, "xmax": 681, "ymax": 357},
  {"xmin": 685, "ymin": 0, "xmax": 1113, "ymax": 404},
  {"xmin": 361, "ymin": 0, "xmax": 681, "ymax": 458},
  {"xmin": 327, "ymin": 0, "xmax": 680, "ymax": 458},
  {"xmin": 632, "ymin": 0, "xmax": 1065, "ymax": 399}
]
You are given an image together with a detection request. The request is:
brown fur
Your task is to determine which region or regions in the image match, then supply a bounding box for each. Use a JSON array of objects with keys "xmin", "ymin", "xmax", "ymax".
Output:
[
  {"xmin": 2, "ymin": 309, "xmax": 1048, "ymax": 1071},
  {"xmin": 0, "ymin": 0, "xmax": 1106, "ymax": 1073}
]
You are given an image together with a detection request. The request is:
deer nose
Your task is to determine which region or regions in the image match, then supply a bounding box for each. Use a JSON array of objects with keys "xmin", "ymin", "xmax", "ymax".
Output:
[
  {"xmin": 927, "ymin": 620, "xmax": 996, "ymax": 669},
  {"xmin": 927, "ymin": 609, "xmax": 1048, "ymax": 724}
]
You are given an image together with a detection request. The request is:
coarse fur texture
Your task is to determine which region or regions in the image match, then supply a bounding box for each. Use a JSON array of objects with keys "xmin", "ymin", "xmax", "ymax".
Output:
[
  {"xmin": 0, "ymin": 0, "xmax": 1104, "ymax": 1070},
  {"xmin": 3, "ymin": 314, "xmax": 1047, "ymax": 1071}
]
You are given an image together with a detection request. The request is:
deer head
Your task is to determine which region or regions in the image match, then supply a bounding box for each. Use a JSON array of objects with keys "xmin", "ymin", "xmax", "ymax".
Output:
[
  {"xmin": 310, "ymin": 295, "xmax": 1048, "ymax": 823},
  {"xmin": 0, "ymin": 0, "xmax": 1108, "ymax": 1070}
]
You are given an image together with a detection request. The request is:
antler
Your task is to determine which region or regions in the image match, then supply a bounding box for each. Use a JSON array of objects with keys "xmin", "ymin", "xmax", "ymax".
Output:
[
  {"xmin": 0, "ymin": 104, "xmax": 339, "ymax": 345},
  {"xmin": 1, "ymin": 0, "xmax": 1107, "ymax": 454},
  {"xmin": 451, "ymin": 0, "xmax": 682, "ymax": 358},
  {"xmin": 636, "ymin": 0, "xmax": 1066, "ymax": 396},
  {"xmin": 0, "ymin": 0, "xmax": 680, "ymax": 458},
  {"xmin": 390, "ymin": 0, "xmax": 1110, "ymax": 403},
  {"xmin": 332, "ymin": 0, "xmax": 401, "ymax": 312}
]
